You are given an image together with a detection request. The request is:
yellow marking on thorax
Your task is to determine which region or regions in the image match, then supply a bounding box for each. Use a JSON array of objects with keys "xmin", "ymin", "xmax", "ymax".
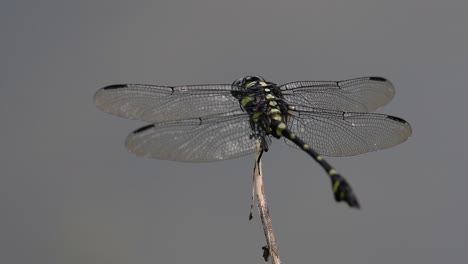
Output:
[
  {"xmin": 246, "ymin": 81, "xmax": 256, "ymax": 88},
  {"xmin": 252, "ymin": 111, "xmax": 263, "ymax": 121},
  {"xmin": 271, "ymin": 115, "xmax": 282, "ymax": 121},
  {"xmin": 269, "ymin": 108, "xmax": 281, "ymax": 115},
  {"xmin": 241, "ymin": 95, "xmax": 254, "ymax": 106},
  {"xmin": 259, "ymin": 81, "xmax": 268, "ymax": 87}
]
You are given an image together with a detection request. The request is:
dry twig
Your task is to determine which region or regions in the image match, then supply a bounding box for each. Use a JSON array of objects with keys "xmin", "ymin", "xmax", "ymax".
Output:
[{"xmin": 252, "ymin": 142, "xmax": 281, "ymax": 264}]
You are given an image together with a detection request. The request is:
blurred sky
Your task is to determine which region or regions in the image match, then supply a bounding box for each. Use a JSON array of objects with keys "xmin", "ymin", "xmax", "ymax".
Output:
[{"xmin": 1, "ymin": 0, "xmax": 468, "ymax": 263}]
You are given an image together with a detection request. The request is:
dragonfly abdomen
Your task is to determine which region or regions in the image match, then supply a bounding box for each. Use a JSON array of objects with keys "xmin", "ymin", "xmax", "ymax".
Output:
[{"xmin": 270, "ymin": 119, "xmax": 360, "ymax": 208}]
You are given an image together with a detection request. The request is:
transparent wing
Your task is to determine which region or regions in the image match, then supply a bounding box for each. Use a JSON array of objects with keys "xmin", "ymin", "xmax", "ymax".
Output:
[
  {"xmin": 281, "ymin": 77, "xmax": 395, "ymax": 112},
  {"xmin": 94, "ymin": 84, "xmax": 240, "ymax": 122},
  {"xmin": 125, "ymin": 113, "xmax": 257, "ymax": 162},
  {"xmin": 285, "ymin": 107, "xmax": 412, "ymax": 157}
]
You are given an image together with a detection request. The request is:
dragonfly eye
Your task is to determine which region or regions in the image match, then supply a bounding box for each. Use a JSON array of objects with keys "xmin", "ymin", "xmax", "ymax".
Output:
[
  {"xmin": 232, "ymin": 75, "xmax": 266, "ymax": 88},
  {"xmin": 231, "ymin": 78, "xmax": 243, "ymax": 88},
  {"xmin": 245, "ymin": 75, "xmax": 265, "ymax": 83}
]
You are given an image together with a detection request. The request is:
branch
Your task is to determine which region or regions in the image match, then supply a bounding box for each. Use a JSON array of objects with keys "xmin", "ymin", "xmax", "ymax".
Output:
[{"xmin": 253, "ymin": 142, "xmax": 281, "ymax": 264}]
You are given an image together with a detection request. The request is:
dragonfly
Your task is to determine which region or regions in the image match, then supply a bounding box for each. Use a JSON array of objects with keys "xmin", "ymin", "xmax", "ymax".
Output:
[{"xmin": 94, "ymin": 76, "xmax": 412, "ymax": 209}]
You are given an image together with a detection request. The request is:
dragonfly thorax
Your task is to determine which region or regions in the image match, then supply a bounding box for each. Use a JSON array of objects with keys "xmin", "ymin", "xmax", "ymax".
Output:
[{"xmin": 231, "ymin": 76, "xmax": 290, "ymax": 144}]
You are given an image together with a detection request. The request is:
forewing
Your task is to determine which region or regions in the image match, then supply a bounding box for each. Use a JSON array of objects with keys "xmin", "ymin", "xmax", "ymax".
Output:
[
  {"xmin": 125, "ymin": 113, "xmax": 256, "ymax": 162},
  {"xmin": 285, "ymin": 107, "xmax": 412, "ymax": 157},
  {"xmin": 281, "ymin": 77, "xmax": 395, "ymax": 112},
  {"xmin": 94, "ymin": 84, "xmax": 240, "ymax": 122}
]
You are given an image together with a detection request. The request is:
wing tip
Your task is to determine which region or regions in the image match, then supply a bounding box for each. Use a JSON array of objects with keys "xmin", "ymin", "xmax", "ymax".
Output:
[
  {"xmin": 132, "ymin": 124, "xmax": 155, "ymax": 134},
  {"xmin": 93, "ymin": 85, "xmax": 126, "ymax": 109},
  {"xmin": 369, "ymin": 76, "xmax": 395, "ymax": 100},
  {"xmin": 386, "ymin": 115, "xmax": 413, "ymax": 136},
  {"xmin": 369, "ymin": 76, "xmax": 388, "ymax": 82},
  {"xmin": 102, "ymin": 84, "xmax": 127, "ymax": 90},
  {"xmin": 386, "ymin": 115, "xmax": 408, "ymax": 124}
]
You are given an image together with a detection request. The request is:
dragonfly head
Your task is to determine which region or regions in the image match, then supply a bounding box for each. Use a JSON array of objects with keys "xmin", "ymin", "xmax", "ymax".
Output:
[{"xmin": 232, "ymin": 75, "xmax": 266, "ymax": 90}]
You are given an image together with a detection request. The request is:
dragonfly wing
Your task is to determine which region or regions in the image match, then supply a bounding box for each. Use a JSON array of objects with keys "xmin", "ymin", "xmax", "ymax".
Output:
[
  {"xmin": 281, "ymin": 77, "xmax": 395, "ymax": 112},
  {"xmin": 285, "ymin": 107, "xmax": 412, "ymax": 157},
  {"xmin": 125, "ymin": 113, "xmax": 257, "ymax": 162},
  {"xmin": 94, "ymin": 84, "xmax": 240, "ymax": 122}
]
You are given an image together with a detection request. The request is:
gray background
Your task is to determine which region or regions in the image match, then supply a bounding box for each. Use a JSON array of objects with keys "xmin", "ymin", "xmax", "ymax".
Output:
[{"xmin": 2, "ymin": 0, "xmax": 467, "ymax": 263}]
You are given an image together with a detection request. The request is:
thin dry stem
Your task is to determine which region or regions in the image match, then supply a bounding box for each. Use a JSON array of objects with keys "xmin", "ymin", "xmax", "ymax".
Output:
[{"xmin": 254, "ymin": 142, "xmax": 281, "ymax": 264}]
